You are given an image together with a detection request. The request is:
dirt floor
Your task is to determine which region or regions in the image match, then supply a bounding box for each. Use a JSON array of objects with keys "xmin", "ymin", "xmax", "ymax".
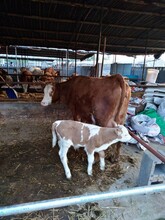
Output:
[{"xmin": 0, "ymin": 100, "xmax": 165, "ymax": 220}]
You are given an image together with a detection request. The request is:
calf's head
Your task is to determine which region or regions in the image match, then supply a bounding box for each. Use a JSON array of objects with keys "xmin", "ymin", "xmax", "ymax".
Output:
[
  {"xmin": 41, "ymin": 83, "xmax": 54, "ymax": 106},
  {"xmin": 115, "ymin": 125, "xmax": 132, "ymax": 142}
]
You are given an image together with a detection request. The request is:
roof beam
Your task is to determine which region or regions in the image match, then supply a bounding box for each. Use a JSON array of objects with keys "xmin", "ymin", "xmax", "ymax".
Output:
[
  {"xmin": 1, "ymin": 26, "xmax": 165, "ymax": 43},
  {"xmin": 123, "ymin": 0, "xmax": 165, "ymax": 8},
  {"xmin": 110, "ymin": 8, "xmax": 165, "ymax": 17},
  {"xmin": 1, "ymin": 12, "xmax": 165, "ymax": 31},
  {"xmin": 30, "ymin": 0, "xmax": 165, "ymax": 16},
  {"xmin": 1, "ymin": 36, "xmax": 165, "ymax": 51}
]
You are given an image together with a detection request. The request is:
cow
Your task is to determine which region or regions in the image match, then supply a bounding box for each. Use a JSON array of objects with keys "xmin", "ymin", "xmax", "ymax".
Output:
[
  {"xmin": 40, "ymin": 67, "xmax": 60, "ymax": 82},
  {"xmin": 52, "ymin": 120, "xmax": 132, "ymax": 179},
  {"xmin": 41, "ymin": 74, "xmax": 131, "ymax": 162},
  {"xmin": 19, "ymin": 69, "xmax": 33, "ymax": 93},
  {"xmin": 0, "ymin": 68, "xmax": 13, "ymax": 89}
]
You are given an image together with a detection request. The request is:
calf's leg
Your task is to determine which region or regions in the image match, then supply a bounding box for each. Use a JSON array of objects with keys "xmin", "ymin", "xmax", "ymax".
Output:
[
  {"xmin": 58, "ymin": 140, "xmax": 72, "ymax": 179},
  {"xmin": 98, "ymin": 151, "xmax": 105, "ymax": 171},
  {"xmin": 86, "ymin": 152, "xmax": 95, "ymax": 176}
]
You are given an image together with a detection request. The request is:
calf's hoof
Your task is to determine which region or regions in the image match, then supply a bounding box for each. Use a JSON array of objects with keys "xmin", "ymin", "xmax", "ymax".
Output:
[
  {"xmin": 100, "ymin": 166, "xmax": 105, "ymax": 171},
  {"xmin": 66, "ymin": 173, "xmax": 72, "ymax": 179}
]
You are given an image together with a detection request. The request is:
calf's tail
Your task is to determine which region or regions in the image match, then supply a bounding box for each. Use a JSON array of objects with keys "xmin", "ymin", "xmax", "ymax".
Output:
[{"xmin": 52, "ymin": 122, "xmax": 57, "ymax": 148}]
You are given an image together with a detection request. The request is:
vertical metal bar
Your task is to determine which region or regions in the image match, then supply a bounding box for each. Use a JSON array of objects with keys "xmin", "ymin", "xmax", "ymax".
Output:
[
  {"xmin": 96, "ymin": 6, "xmax": 103, "ymax": 77},
  {"xmin": 59, "ymin": 57, "xmax": 64, "ymax": 76},
  {"xmin": 114, "ymin": 55, "xmax": 117, "ymax": 74},
  {"xmin": 153, "ymin": 58, "xmax": 155, "ymax": 67},
  {"xmin": 75, "ymin": 49, "xmax": 77, "ymax": 74},
  {"xmin": 6, "ymin": 46, "xmax": 9, "ymax": 73},
  {"xmin": 66, "ymin": 49, "xmax": 69, "ymax": 77},
  {"xmin": 142, "ymin": 52, "xmax": 147, "ymax": 81},
  {"xmin": 132, "ymin": 56, "xmax": 136, "ymax": 75},
  {"xmin": 15, "ymin": 46, "xmax": 19, "ymax": 82},
  {"xmin": 142, "ymin": 36, "xmax": 148, "ymax": 81},
  {"xmin": 100, "ymin": 37, "xmax": 106, "ymax": 77}
]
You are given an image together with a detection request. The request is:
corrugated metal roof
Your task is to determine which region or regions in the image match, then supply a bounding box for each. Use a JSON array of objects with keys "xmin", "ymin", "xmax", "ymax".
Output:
[
  {"xmin": 0, "ymin": 0, "xmax": 165, "ymax": 56},
  {"xmin": 0, "ymin": 46, "xmax": 92, "ymax": 60}
]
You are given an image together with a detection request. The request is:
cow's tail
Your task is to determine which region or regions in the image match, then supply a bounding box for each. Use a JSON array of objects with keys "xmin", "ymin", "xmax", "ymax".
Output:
[
  {"xmin": 114, "ymin": 74, "xmax": 129, "ymax": 124},
  {"xmin": 52, "ymin": 122, "xmax": 57, "ymax": 148}
]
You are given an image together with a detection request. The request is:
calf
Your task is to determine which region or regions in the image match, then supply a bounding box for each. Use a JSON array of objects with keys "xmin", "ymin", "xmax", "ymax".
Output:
[{"xmin": 52, "ymin": 120, "xmax": 131, "ymax": 179}]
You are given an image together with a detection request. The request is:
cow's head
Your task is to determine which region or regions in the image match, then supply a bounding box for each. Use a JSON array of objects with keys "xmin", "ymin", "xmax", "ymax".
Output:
[
  {"xmin": 115, "ymin": 125, "xmax": 132, "ymax": 142},
  {"xmin": 41, "ymin": 83, "xmax": 54, "ymax": 106}
]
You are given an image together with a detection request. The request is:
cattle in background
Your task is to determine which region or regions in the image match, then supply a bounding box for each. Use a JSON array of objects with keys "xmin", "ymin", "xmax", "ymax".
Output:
[
  {"xmin": 41, "ymin": 74, "xmax": 131, "ymax": 162},
  {"xmin": 52, "ymin": 120, "xmax": 132, "ymax": 179},
  {"xmin": 19, "ymin": 68, "xmax": 33, "ymax": 93},
  {"xmin": 29, "ymin": 67, "xmax": 44, "ymax": 81},
  {"xmin": 0, "ymin": 68, "xmax": 13, "ymax": 89},
  {"xmin": 40, "ymin": 67, "xmax": 60, "ymax": 82},
  {"xmin": 29, "ymin": 66, "xmax": 43, "ymax": 75}
]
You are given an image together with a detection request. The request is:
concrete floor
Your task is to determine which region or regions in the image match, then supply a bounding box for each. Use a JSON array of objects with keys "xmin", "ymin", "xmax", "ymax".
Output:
[{"xmin": 98, "ymin": 143, "xmax": 165, "ymax": 220}]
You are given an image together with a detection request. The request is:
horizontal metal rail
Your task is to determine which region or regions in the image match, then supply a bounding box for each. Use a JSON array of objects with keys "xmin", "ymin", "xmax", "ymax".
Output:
[
  {"xmin": 0, "ymin": 184, "xmax": 165, "ymax": 217},
  {"xmin": 129, "ymin": 130, "xmax": 165, "ymax": 163}
]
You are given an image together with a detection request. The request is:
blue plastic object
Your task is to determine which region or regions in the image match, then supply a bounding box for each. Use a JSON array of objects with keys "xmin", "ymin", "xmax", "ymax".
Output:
[{"xmin": 5, "ymin": 88, "xmax": 18, "ymax": 99}]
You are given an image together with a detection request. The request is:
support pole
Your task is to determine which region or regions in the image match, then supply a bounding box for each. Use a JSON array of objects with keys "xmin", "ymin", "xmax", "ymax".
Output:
[
  {"xmin": 66, "ymin": 49, "xmax": 69, "ymax": 77},
  {"xmin": 6, "ymin": 46, "xmax": 9, "ymax": 73},
  {"xmin": 96, "ymin": 6, "xmax": 103, "ymax": 77},
  {"xmin": 142, "ymin": 53, "xmax": 147, "ymax": 81},
  {"xmin": 15, "ymin": 46, "xmax": 19, "ymax": 82},
  {"xmin": 75, "ymin": 49, "xmax": 77, "ymax": 74},
  {"xmin": 100, "ymin": 37, "xmax": 106, "ymax": 77},
  {"xmin": 0, "ymin": 184, "xmax": 165, "ymax": 217},
  {"xmin": 142, "ymin": 37, "xmax": 148, "ymax": 81}
]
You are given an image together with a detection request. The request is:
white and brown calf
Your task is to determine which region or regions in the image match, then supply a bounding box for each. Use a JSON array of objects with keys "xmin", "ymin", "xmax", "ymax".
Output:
[{"xmin": 52, "ymin": 120, "xmax": 131, "ymax": 179}]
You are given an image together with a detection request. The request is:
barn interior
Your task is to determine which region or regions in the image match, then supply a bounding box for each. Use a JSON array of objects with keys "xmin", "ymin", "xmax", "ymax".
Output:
[{"xmin": 0, "ymin": 1, "xmax": 165, "ymax": 219}]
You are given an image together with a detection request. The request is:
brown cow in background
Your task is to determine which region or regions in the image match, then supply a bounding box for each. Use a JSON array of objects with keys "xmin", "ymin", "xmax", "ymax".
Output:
[
  {"xmin": 0, "ymin": 68, "xmax": 13, "ymax": 88},
  {"xmin": 41, "ymin": 74, "xmax": 131, "ymax": 162},
  {"xmin": 19, "ymin": 67, "xmax": 33, "ymax": 93},
  {"xmin": 40, "ymin": 67, "xmax": 60, "ymax": 82}
]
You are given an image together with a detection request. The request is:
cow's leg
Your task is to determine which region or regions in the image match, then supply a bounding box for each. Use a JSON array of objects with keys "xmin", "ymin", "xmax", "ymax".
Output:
[
  {"xmin": 22, "ymin": 84, "xmax": 28, "ymax": 93},
  {"xmin": 86, "ymin": 152, "xmax": 95, "ymax": 176},
  {"xmin": 98, "ymin": 150, "xmax": 105, "ymax": 171},
  {"xmin": 58, "ymin": 140, "xmax": 71, "ymax": 179}
]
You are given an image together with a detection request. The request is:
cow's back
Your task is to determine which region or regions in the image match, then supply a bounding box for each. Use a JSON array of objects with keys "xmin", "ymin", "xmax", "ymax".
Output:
[
  {"xmin": 67, "ymin": 74, "xmax": 130, "ymax": 126},
  {"xmin": 54, "ymin": 75, "xmax": 130, "ymax": 126}
]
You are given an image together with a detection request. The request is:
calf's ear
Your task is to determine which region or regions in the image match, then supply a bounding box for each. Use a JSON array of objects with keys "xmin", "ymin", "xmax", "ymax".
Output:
[
  {"xmin": 111, "ymin": 121, "xmax": 118, "ymax": 128},
  {"xmin": 115, "ymin": 127, "xmax": 122, "ymax": 138}
]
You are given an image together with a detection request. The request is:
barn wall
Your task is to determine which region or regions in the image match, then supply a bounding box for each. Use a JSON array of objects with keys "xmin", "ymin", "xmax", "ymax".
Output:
[
  {"xmin": 0, "ymin": 102, "xmax": 72, "ymax": 120},
  {"xmin": 0, "ymin": 102, "xmax": 73, "ymax": 144}
]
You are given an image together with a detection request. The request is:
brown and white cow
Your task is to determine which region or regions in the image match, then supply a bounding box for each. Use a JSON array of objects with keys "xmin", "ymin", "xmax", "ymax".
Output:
[
  {"xmin": 19, "ymin": 69, "xmax": 33, "ymax": 93},
  {"xmin": 41, "ymin": 74, "xmax": 131, "ymax": 162},
  {"xmin": 52, "ymin": 120, "xmax": 132, "ymax": 179}
]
